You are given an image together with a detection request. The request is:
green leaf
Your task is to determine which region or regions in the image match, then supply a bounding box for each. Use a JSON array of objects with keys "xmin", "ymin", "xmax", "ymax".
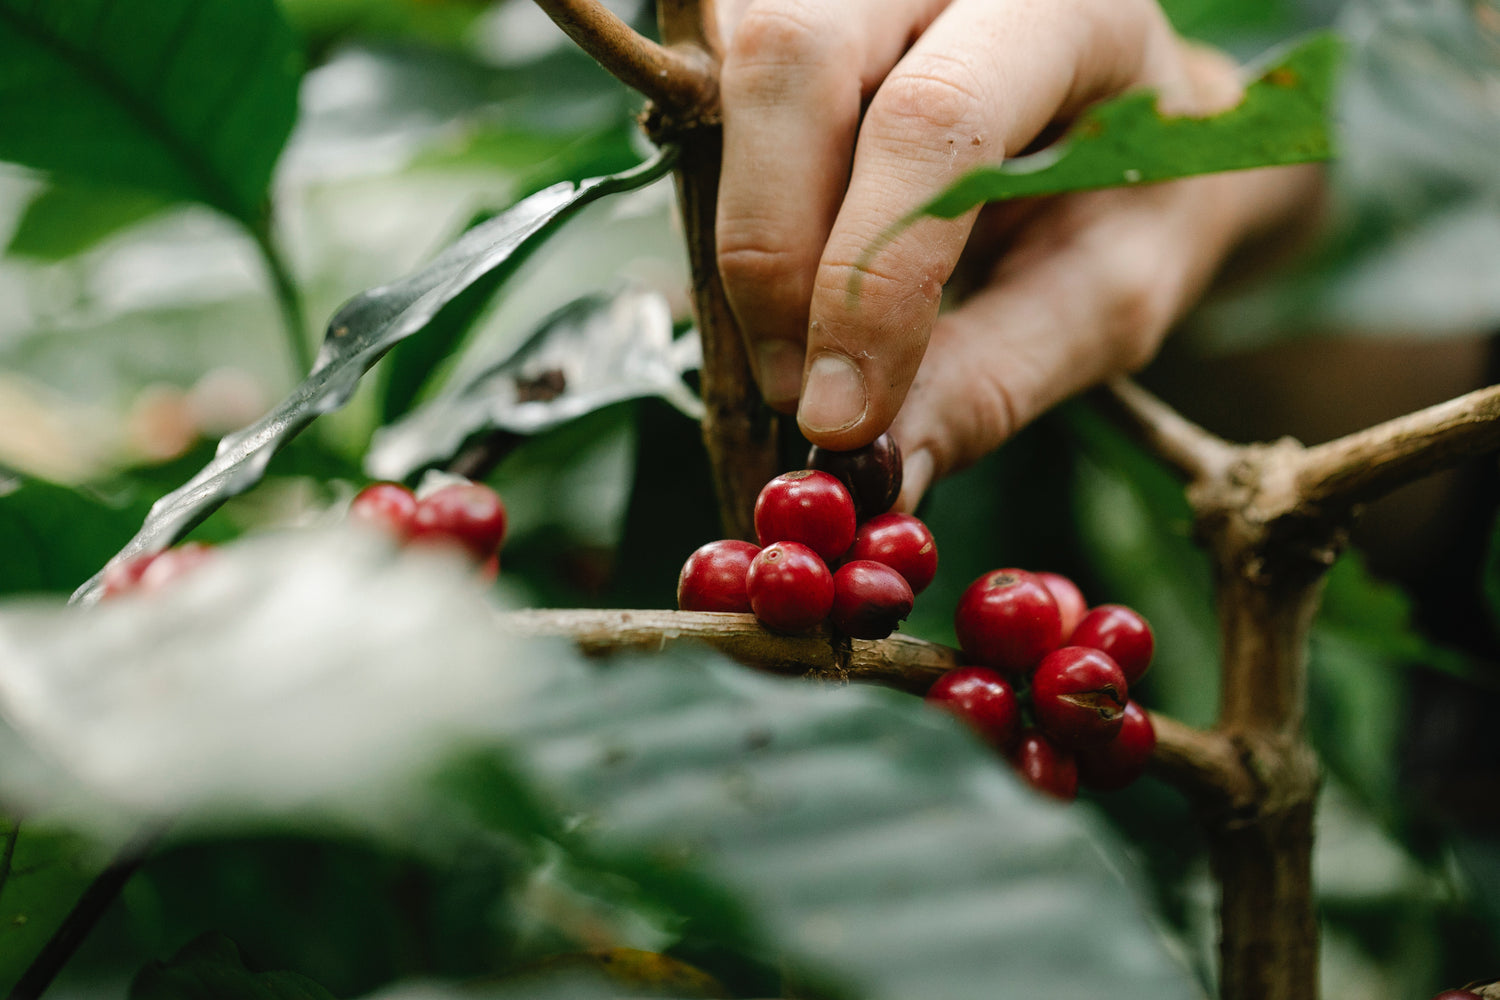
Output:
[
  {"xmin": 129, "ymin": 933, "xmax": 336, "ymax": 1000},
  {"xmin": 0, "ymin": 821, "xmax": 102, "ymax": 996},
  {"xmin": 0, "ymin": 0, "xmax": 302, "ymax": 225},
  {"xmin": 0, "ymin": 478, "xmax": 154, "ymax": 596},
  {"xmin": 5, "ymin": 183, "xmax": 170, "ymax": 260},
  {"xmin": 70, "ymin": 147, "xmax": 678, "ymax": 605},
  {"xmin": 861, "ymin": 32, "xmax": 1340, "ymax": 275}
]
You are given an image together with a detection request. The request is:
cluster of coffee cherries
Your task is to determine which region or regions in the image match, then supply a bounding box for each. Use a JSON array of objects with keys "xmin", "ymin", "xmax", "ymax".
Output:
[
  {"xmin": 99, "ymin": 478, "xmax": 507, "ymax": 600},
  {"xmin": 677, "ymin": 434, "xmax": 937, "ymax": 640},
  {"xmin": 926, "ymin": 569, "xmax": 1156, "ymax": 802},
  {"xmin": 345, "ymin": 477, "xmax": 508, "ymax": 580}
]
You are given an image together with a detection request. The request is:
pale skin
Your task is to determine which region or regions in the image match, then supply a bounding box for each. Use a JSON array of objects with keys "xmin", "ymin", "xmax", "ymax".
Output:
[{"xmin": 713, "ymin": 0, "xmax": 1325, "ymax": 509}]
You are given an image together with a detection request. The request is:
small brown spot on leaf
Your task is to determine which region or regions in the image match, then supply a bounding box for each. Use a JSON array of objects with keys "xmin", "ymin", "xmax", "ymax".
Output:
[
  {"xmin": 515, "ymin": 368, "xmax": 566, "ymax": 402},
  {"xmin": 1266, "ymin": 67, "xmax": 1298, "ymax": 87}
]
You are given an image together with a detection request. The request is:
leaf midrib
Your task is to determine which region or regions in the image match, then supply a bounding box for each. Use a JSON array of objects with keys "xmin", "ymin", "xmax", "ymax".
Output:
[{"xmin": 0, "ymin": 0, "xmax": 258, "ymax": 222}]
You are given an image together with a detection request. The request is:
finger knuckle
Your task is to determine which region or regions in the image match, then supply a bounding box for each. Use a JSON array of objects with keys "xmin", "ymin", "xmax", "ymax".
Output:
[
  {"xmin": 718, "ymin": 241, "xmax": 805, "ymax": 293},
  {"xmin": 726, "ymin": 2, "xmax": 833, "ymax": 73},
  {"xmin": 868, "ymin": 61, "xmax": 986, "ymax": 146}
]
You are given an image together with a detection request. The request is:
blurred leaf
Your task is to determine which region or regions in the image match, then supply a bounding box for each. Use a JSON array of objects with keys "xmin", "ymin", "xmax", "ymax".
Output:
[
  {"xmin": 0, "ymin": 529, "xmax": 1203, "ymax": 1000},
  {"xmin": 71, "ymin": 148, "xmax": 677, "ymax": 604},
  {"xmin": 129, "ymin": 932, "xmax": 336, "ymax": 1000},
  {"xmin": 1159, "ymin": 0, "xmax": 1296, "ymax": 39},
  {"xmin": 0, "ymin": 822, "xmax": 101, "ymax": 995},
  {"xmin": 1061, "ymin": 401, "xmax": 1220, "ymax": 728},
  {"xmin": 891, "ymin": 34, "xmax": 1338, "ymax": 223},
  {"xmin": 0, "ymin": 0, "xmax": 301, "ymax": 225},
  {"xmin": 438, "ymin": 653, "xmax": 1207, "ymax": 1000},
  {"xmin": 367, "ymin": 288, "xmax": 701, "ymax": 481},
  {"xmin": 0, "ymin": 479, "xmax": 153, "ymax": 596},
  {"xmin": 1321, "ymin": 552, "xmax": 1485, "ymax": 685},
  {"xmin": 6, "ymin": 183, "xmax": 169, "ymax": 260}
]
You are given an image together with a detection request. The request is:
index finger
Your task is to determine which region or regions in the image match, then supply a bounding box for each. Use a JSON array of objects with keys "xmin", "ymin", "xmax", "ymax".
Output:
[{"xmin": 796, "ymin": 0, "xmax": 1183, "ymax": 447}]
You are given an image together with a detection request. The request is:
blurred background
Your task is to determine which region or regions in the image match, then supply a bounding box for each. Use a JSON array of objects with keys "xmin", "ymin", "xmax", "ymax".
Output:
[{"xmin": 1, "ymin": 1, "xmax": 1498, "ymax": 998}]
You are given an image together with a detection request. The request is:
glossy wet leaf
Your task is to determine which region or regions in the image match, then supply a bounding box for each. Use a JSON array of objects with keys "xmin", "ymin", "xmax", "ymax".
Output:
[
  {"xmin": 366, "ymin": 288, "xmax": 702, "ymax": 481},
  {"xmin": 0, "ymin": 0, "xmax": 301, "ymax": 224},
  {"xmin": 71, "ymin": 148, "xmax": 677, "ymax": 605},
  {"xmin": 865, "ymin": 32, "xmax": 1339, "ymax": 272}
]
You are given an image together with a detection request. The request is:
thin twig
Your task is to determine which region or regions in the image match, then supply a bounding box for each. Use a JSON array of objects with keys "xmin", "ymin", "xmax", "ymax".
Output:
[
  {"xmin": 1097, "ymin": 378, "xmax": 1239, "ymax": 482},
  {"xmin": 250, "ymin": 220, "xmax": 312, "ymax": 379},
  {"xmin": 497, "ymin": 609, "xmax": 1256, "ymax": 797},
  {"xmin": 1294, "ymin": 381, "xmax": 1500, "ymax": 509},
  {"xmin": 532, "ymin": 0, "xmax": 716, "ymax": 115},
  {"xmin": 0, "ymin": 819, "xmax": 18, "ymax": 901},
  {"xmin": 7, "ymin": 827, "xmax": 163, "ymax": 1000}
]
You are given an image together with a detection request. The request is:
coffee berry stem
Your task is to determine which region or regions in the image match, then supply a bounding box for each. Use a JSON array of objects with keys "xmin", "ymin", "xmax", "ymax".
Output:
[{"xmin": 495, "ymin": 607, "xmax": 1250, "ymax": 800}]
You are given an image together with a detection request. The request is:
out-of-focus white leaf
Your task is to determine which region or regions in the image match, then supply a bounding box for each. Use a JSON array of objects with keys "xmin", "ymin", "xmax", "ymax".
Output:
[{"xmin": 0, "ymin": 528, "xmax": 562, "ymax": 833}]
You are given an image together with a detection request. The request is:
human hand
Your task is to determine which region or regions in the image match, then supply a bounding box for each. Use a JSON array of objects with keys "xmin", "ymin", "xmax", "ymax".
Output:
[{"xmin": 713, "ymin": 0, "xmax": 1322, "ymax": 508}]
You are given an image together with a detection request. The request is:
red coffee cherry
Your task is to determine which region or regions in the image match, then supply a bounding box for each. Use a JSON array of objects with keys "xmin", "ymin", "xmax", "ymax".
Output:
[
  {"xmin": 1071, "ymin": 604, "xmax": 1154, "ymax": 685},
  {"xmin": 746, "ymin": 541, "xmax": 835, "ymax": 633},
  {"xmin": 848, "ymin": 513, "xmax": 938, "ymax": 595},
  {"xmin": 349, "ymin": 482, "xmax": 419, "ymax": 539},
  {"xmin": 953, "ymin": 569, "xmax": 1062, "ymax": 674},
  {"xmin": 830, "ymin": 560, "xmax": 914, "ymax": 639},
  {"xmin": 754, "ymin": 470, "xmax": 856, "ymax": 563},
  {"xmin": 1035, "ymin": 571, "xmax": 1088, "ymax": 643},
  {"xmin": 925, "ymin": 666, "xmax": 1021, "ymax": 750},
  {"xmin": 1076, "ymin": 701, "xmax": 1157, "ymax": 791},
  {"xmin": 806, "ymin": 432, "xmax": 903, "ymax": 521},
  {"xmin": 100, "ymin": 552, "xmax": 160, "ymax": 599},
  {"xmin": 1009, "ymin": 729, "xmax": 1079, "ymax": 801},
  {"xmin": 139, "ymin": 542, "xmax": 215, "ymax": 593},
  {"xmin": 1430, "ymin": 992, "xmax": 1484, "ymax": 1000},
  {"xmin": 1031, "ymin": 647, "xmax": 1129, "ymax": 749},
  {"xmin": 678, "ymin": 539, "xmax": 761, "ymax": 613},
  {"xmin": 410, "ymin": 482, "xmax": 508, "ymax": 562}
]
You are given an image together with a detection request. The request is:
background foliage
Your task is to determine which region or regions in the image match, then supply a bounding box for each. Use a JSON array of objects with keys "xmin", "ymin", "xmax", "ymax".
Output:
[{"xmin": 0, "ymin": 1, "xmax": 1497, "ymax": 999}]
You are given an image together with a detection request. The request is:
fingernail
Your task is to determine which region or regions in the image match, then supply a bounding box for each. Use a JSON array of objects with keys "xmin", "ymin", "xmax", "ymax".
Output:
[
  {"xmin": 756, "ymin": 340, "xmax": 804, "ymax": 406},
  {"xmin": 799, "ymin": 353, "xmax": 867, "ymax": 434},
  {"xmin": 896, "ymin": 448, "xmax": 934, "ymax": 512}
]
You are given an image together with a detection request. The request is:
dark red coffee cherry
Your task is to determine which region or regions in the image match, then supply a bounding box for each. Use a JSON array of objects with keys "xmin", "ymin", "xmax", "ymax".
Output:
[
  {"xmin": 830, "ymin": 560, "xmax": 914, "ymax": 639},
  {"xmin": 926, "ymin": 666, "xmax": 1021, "ymax": 750},
  {"xmin": 678, "ymin": 539, "xmax": 761, "ymax": 613},
  {"xmin": 1031, "ymin": 647, "xmax": 1129, "ymax": 749},
  {"xmin": 349, "ymin": 482, "xmax": 419, "ymax": 539},
  {"xmin": 1071, "ymin": 604, "xmax": 1154, "ymax": 685},
  {"xmin": 754, "ymin": 470, "xmax": 856, "ymax": 563},
  {"xmin": 848, "ymin": 512, "xmax": 938, "ymax": 594},
  {"xmin": 1076, "ymin": 701, "xmax": 1156, "ymax": 791},
  {"xmin": 1009, "ymin": 729, "xmax": 1079, "ymax": 801},
  {"xmin": 1036, "ymin": 571, "xmax": 1088, "ymax": 643},
  {"xmin": 954, "ymin": 569, "xmax": 1062, "ymax": 674},
  {"xmin": 1430, "ymin": 992, "xmax": 1484, "ymax": 1000},
  {"xmin": 746, "ymin": 541, "xmax": 835, "ymax": 633},
  {"xmin": 410, "ymin": 482, "xmax": 508, "ymax": 562},
  {"xmin": 806, "ymin": 432, "xmax": 903, "ymax": 521}
]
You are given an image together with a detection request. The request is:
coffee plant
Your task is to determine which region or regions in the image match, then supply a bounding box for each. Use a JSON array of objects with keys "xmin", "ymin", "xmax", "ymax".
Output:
[{"xmin": 0, "ymin": 2, "xmax": 1498, "ymax": 999}]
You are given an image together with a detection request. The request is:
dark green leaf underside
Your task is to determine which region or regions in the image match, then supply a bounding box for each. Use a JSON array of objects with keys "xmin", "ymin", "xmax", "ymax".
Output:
[
  {"xmin": 71, "ymin": 148, "xmax": 677, "ymax": 604},
  {"xmin": 0, "ymin": 0, "xmax": 301, "ymax": 223}
]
